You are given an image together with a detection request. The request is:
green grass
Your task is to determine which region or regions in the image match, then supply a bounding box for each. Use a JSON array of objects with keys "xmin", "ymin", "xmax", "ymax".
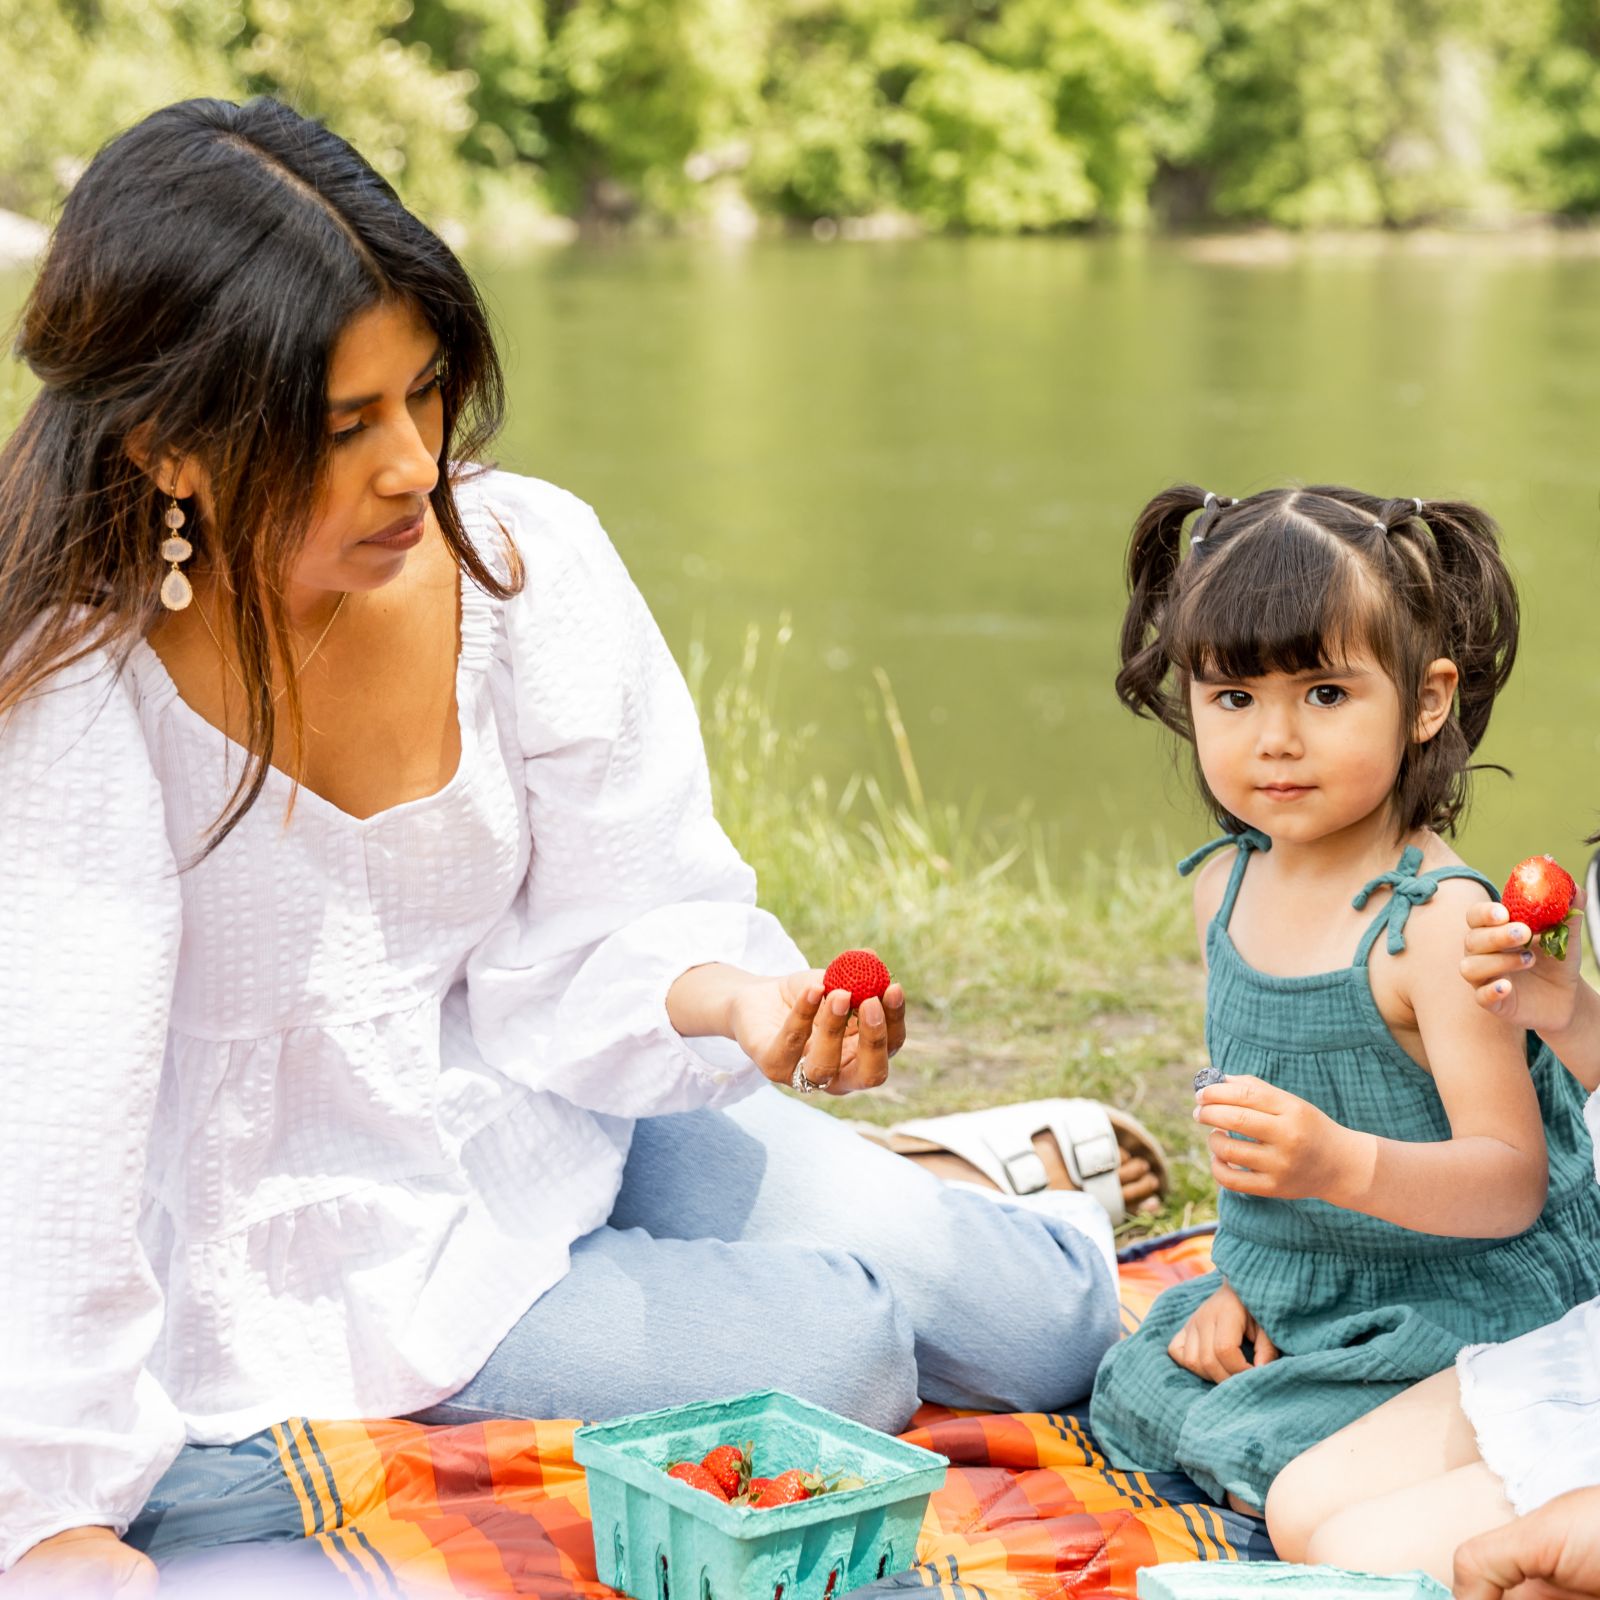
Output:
[{"xmin": 691, "ymin": 623, "xmax": 1216, "ymax": 1240}]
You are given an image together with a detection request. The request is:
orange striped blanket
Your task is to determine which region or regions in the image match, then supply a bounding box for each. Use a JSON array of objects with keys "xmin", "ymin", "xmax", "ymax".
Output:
[{"xmin": 132, "ymin": 1225, "xmax": 1273, "ymax": 1596}]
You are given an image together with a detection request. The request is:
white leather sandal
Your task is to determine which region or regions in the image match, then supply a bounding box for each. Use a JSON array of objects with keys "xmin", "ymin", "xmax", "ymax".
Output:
[{"xmin": 874, "ymin": 1098, "xmax": 1168, "ymax": 1225}]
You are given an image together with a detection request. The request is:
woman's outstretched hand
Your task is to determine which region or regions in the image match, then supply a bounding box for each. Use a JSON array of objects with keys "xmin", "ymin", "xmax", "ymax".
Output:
[
  {"xmin": 1, "ymin": 1527, "xmax": 156, "ymax": 1596},
  {"xmin": 727, "ymin": 971, "xmax": 907, "ymax": 1095},
  {"xmin": 1461, "ymin": 893, "xmax": 1584, "ymax": 1034}
]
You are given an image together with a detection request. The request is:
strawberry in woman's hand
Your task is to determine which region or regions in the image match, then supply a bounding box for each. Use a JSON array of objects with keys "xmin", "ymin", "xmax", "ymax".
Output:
[
  {"xmin": 821, "ymin": 949, "xmax": 892, "ymax": 1012},
  {"xmin": 1502, "ymin": 856, "xmax": 1578, "ymax": 960}
]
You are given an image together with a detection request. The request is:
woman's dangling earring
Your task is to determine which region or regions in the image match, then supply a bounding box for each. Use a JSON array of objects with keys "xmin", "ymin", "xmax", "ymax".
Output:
[{"xmin": 159, "ymin": 492, "xmax": 193, "ymax": 611}]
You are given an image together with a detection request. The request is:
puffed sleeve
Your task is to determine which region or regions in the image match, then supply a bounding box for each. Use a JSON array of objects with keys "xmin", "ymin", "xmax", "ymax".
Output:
[
  {"xmin": 0, "ymin": 648, "xmax": 186, "ymax": 1570},
  {"xmin": 464, "ymin": 474, "xmax": 808, "ymax": 1116}
]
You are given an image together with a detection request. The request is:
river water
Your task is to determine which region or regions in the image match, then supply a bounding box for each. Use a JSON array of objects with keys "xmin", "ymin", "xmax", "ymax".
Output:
[{"xmin": 6, "ymin": 235, "xmax": 1600, "ymax": 879}]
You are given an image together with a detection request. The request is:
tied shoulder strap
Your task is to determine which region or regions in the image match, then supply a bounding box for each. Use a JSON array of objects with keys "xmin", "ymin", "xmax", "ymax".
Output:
[
  {"xmin": 1353, "ymin": 846, "xmax": 1499, "ymax": 963},
  {"xmin": 1177, "ymin": 828, "xmax": 1272, "ymax": 929}
]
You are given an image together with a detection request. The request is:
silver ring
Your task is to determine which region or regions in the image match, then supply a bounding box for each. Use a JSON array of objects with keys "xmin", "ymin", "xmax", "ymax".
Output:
[{"xmin": 791, "ymin": 1059, "xmax": 819, "ymax": 1094}]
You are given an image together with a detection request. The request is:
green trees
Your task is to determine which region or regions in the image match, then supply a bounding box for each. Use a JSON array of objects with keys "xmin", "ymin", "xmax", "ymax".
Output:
[
  {"xmin": 3, "ymin": 0, "xmax": 1598, "ymax": 235},
  {"xmin": 1490, "ymin": 0, "xmax": 1600, "ymax": 216},
  {"xmin": 0, "ymin": 0, "xmax": 475, "ymax": 224},
  {"xmin": 1189, "ymin": 0, "xmax": 1500, "ymax": 227}
]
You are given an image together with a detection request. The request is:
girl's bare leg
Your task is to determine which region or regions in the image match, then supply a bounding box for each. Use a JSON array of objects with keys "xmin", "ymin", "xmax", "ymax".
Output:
[
  {"xmin": 1305, "ymin": 1462, "xmax": 1515, "ymax": 1585},
  {"xmin": 1265, "ymin": 1367, "xmax": 1483, "ymax": 1559}
]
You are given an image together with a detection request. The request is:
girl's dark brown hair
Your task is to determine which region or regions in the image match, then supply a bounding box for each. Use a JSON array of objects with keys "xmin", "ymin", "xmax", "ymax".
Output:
[
  {"xmin": 1116, "ymin": 484, "xmax": 1519, "ymax": 837},
  {"xmin": 0, "ymin": 96, "xmax": 518, "ymax": 852}
]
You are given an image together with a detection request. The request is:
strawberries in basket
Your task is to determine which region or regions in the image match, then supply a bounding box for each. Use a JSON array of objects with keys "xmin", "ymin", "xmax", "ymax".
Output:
[{"xmin": 665, "ymin": 1444, "xmax": 866, "ymax": 1509}]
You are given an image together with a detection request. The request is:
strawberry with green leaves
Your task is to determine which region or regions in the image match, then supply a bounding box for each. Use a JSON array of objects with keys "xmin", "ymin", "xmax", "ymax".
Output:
[
  {"xmin": 745, "ymin": 1468, "xmax": 820, "ymax": 1508},
  {"xmin": 1502, "ymin": 856, "xmax": 1578, "ymax": 961},
  {"xmin": 738, "ymin": 1465, "xmax": 868, "ymax": 1509},
  {"xmin": 698, "ymin": 1442, "xmax": 751, "ymax": 1499}
]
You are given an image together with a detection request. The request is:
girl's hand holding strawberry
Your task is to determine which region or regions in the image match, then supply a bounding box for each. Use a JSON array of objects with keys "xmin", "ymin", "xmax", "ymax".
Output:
[
  {"xmin": 1194, "ymin": 1075, "xmax": 1368, "ymax": 1204},
  {"xmin": 1461, "ymin": 894, "xmax": 1584, "ymax": 1034}
]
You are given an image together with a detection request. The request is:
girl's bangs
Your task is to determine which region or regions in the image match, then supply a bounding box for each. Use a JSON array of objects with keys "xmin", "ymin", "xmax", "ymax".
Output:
[{"xmin": 1170, "ymin": 525, "xmax": 1379, "ymax": 684}]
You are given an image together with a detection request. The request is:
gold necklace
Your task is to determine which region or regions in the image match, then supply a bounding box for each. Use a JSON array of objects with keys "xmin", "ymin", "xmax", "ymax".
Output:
[{"xmin": 193, "ymin": 590, "xmax": 349, "ymax": 705}]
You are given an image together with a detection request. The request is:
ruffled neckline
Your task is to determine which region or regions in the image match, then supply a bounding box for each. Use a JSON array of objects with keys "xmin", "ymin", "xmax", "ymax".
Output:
[{"xmin": 123, "ymin": 501, "xmax": 504, "ymax": 831}]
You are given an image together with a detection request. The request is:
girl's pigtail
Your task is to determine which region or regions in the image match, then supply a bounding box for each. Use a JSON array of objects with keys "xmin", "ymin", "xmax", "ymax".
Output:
[
  {"xmin": 1382, "ymin": 495, "xmax": 1518, "ymax": 834},
  {"xmin": 1116, "ymin": 483, "xmax": 1209, "ymax": 733},
  {"xmin": 1414, "ymin": 498, "xmax": 1519, "ymax": 756}
]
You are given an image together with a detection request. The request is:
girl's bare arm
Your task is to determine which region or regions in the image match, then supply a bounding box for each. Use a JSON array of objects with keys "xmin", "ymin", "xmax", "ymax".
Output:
[{"xmin": 1351, "ymin": 878, "xmax": 1551, "ymax": 1235}]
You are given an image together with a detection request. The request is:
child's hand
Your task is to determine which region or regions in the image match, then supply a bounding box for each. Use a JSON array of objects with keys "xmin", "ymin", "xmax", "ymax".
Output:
[
  {"xmin": 1194, "ymin": 1075, "xmax": 1362, "ymax": 1203},
  {"xmin": 1461, "ymin": 893, "xmax": 1584, "ymax": 1034},
  {"xmin": 1167, "ymin": 1278, "xmax": 1279, "ymax": 1385}
]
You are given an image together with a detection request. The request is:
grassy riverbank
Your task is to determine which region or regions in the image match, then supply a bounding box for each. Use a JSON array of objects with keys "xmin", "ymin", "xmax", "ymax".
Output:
[{"xmin": 694, "ymin": 625, "xmax": 1214, "ymax": 1240}]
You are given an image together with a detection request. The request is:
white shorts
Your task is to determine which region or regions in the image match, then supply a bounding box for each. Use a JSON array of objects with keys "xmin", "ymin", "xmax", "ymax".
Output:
[
  {"xmin": 1456, "ymin": 1085, "xmax": 1600, "ymax": 1515},
  {"xmin": 1457, "ymin": 1293, "xmax": 1600, "ymax": 1515}
]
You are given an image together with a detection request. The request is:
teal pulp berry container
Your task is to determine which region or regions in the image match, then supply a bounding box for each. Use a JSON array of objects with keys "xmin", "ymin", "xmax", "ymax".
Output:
[
  {"xmin": 1137, "ymin": 1562, "xmax": 1451, "ymax": 1599},
  {"xmin": 573, "ymin": 1389, "xmax": 948, "ymax": 1600}
]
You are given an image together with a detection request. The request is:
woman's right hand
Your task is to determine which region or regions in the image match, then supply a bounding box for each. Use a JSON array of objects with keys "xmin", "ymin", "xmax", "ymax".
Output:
[
  {"xmin": 1167, "ymin": 1279, "xmax": 1279, "ymax": 1385},
  {"xmin": 1461, "ymin": 895, "xmax": 1584, "ymax": 1034},
  {"xmin": 723, "ymin": 970, "xmax": 905, "ymax": 1096},
  {"xmin": 1, "ymin": 1526, "xmax": 156, "ymax": 1596}
]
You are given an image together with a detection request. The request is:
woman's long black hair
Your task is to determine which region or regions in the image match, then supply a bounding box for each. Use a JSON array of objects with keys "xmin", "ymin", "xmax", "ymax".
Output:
[{"xmin": 1, "ymin": 96, "xmax": 517, "ymax": 850}]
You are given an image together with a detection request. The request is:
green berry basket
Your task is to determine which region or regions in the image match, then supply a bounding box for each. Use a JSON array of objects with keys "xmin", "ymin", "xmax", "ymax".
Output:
[{"xmin": 573, "ymin": 1389, "xmax": 948, "ymax": 1600}]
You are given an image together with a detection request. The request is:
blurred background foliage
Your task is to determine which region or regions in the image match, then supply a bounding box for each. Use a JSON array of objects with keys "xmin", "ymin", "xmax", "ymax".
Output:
[{"xmin": 1, "ymin": 0, "xmax": 1598, "ymax": 237}]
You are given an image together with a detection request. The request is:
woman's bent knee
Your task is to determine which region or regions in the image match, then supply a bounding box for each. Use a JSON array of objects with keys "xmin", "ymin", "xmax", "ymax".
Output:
[
  {"xmin": 800, "ymin": 1249, "xmax": 919, "ymax": 1431},
  {"xmin": 1018, "ymin": 1271, "xmax": 1121, "ymax": 1411},
  {"xmin": 951, "ymin": 1233, "xmax": 1121, "ymax": 1413}
]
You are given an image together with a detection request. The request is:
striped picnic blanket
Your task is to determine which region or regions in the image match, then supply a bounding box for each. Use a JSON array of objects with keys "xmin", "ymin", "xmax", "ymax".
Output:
[{"xmin": 131, "ymin": 1224, "xmax": 1273, "ymax": 1596}]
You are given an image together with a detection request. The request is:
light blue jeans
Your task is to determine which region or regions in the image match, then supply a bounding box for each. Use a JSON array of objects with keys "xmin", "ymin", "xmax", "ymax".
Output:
[{"xmin": 409, "ymin": 1086, "xmax": 1121, "ymax": 1434}]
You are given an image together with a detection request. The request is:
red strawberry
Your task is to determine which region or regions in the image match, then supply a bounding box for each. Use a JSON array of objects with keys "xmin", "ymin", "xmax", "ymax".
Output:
[
  {"xmin": 666, "ymin": 1461, "xmax": 729, "ymax": 1500},
  {"xmin": 1502, "ymin": 855, "xmax": 1578, "ymax": 960},
  {"xmin": 699, "ymin": 1442, "xmax": 750, "ymax": 1499},
  {"xmin": 747, "ymin": 1468, "xmax": 818, "ymax": 1508},
  {"xmin": 821, "ymin": 949, "xmax": 892, "ymax": 1011}
]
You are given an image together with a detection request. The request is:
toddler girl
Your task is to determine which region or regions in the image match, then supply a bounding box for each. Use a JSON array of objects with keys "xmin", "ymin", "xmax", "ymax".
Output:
[
  {"xmin": 1265, "ymin": 867, "xmax": 1600, "ymax": 1580},
  {"xmin": 1087, "ymin": 484, "xmax": 1600, "ymax": 1519}
]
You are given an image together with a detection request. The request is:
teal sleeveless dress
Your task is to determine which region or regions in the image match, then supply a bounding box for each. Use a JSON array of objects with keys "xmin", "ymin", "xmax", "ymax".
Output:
[{"xmin": 1088, "ymin": 830, "xmax": 1600, "ymax": 1508}]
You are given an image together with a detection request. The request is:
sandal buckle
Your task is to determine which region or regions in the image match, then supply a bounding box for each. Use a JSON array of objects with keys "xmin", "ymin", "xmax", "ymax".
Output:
[
  {"xmin": 1001, "ymin": 1151, "xmax": 1049, "ymax": 1194},
  {"xmin": 1072, "ymin": 1132, "xmax": 1119, "ymax": 1181}
]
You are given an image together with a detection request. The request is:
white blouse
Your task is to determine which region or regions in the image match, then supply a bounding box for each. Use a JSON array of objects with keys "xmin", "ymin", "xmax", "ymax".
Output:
[{"xmin": 0, "ymin": 470, "xmax": 804, "ymax": 1568}]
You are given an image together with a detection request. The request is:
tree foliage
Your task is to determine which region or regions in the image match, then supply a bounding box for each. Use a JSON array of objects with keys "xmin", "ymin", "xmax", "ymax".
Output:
[{"xmin": 2, "ymin": 0, "xmax": 1597, "ymax": 236}]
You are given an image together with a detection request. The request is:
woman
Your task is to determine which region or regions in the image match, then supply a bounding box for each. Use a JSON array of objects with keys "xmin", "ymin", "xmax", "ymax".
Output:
[{"xmin": 0, "ymin": 99, "xmax": 1123, "ymax": 1592}]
